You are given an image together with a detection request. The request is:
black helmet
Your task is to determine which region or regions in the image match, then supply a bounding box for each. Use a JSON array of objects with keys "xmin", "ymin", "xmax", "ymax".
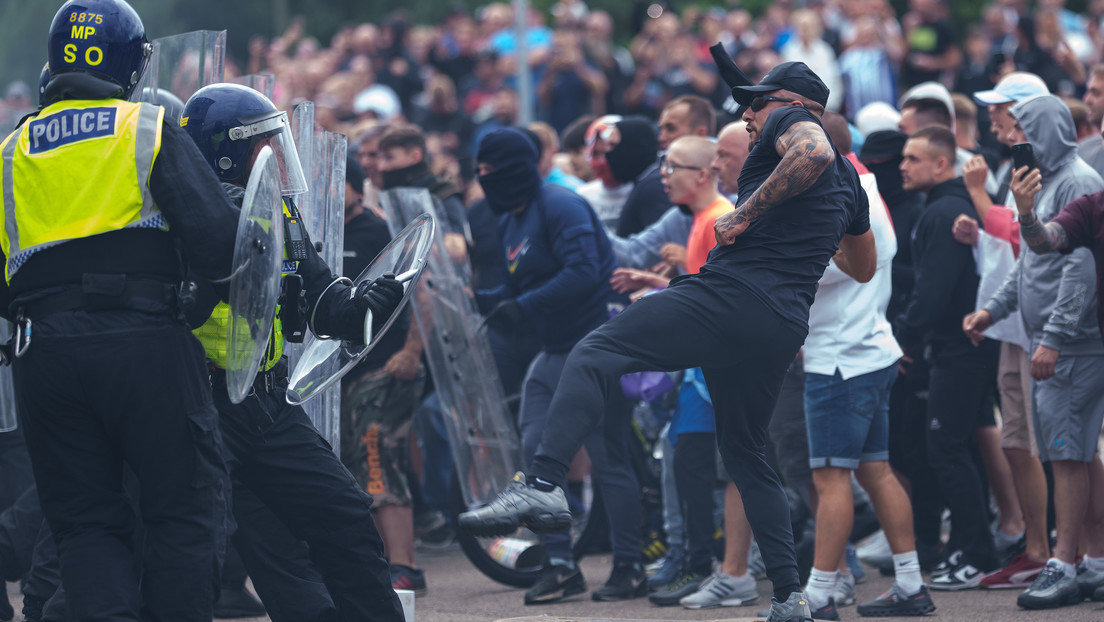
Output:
[
  {"xmin": 38, "ymin": 63, "xmax": 51, "ymax": 107},
  {"xmin": 138, "ymin": 87, "xmax": 186, "ymax": 124},
  {"xmin": 181, "ymin": 83, "xmax": 307, "ymax": 193},
  {"xmin": 47, "ymin": 0, "xmax": 152, "ymax": 100}
]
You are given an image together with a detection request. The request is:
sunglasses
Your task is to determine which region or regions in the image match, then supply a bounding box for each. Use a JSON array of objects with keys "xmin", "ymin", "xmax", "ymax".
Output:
[{"xmin": 749, "ymin": 95, "xmax": 797, "ymax": 112}]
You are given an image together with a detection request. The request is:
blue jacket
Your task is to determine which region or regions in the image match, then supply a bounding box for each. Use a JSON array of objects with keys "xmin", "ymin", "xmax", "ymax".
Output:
[{"xmin": 477, "ymin": 184, "xmax": 622, "ymax": 352}]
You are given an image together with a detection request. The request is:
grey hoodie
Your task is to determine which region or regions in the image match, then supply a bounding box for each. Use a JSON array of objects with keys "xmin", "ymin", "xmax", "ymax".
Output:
[{"xmin": 984, "ymin": 95, "xmax": 1104, "ymax": 355}]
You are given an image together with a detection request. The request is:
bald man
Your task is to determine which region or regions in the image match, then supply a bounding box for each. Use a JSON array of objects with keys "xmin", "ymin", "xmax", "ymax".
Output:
[{"xmin": 713, "ymin": 121, "xmax": 752, "ymax": 198}]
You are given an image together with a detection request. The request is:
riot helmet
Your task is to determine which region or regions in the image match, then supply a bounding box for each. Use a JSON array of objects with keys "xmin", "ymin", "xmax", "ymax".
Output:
[
  {"xmin": 47, "ymin": 0, "xmax": 152, "ymax": 100},
  {"xmin": 138, "ymin": 87, "xmax": 185, "ymax": 124},
  {"xmin": 38, "ymin": 63, "xmax": 50, "ymax": 107},
  {"xmin": 181, "ymin": 83, "xmax": 307, "ymax": 195}
]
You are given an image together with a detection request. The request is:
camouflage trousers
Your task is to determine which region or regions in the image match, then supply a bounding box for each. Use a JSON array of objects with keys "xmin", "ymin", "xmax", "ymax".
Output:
[{"xmin": 340, "ymin": 366, "xmax": 425, "ymax": 508}]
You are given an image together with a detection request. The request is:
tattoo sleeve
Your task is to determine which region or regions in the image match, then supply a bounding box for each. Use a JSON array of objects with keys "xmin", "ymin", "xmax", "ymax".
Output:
[
  {"xmin": 1019, "ymin": 210, "xmax": 1071, "ymax": 254},
  {"xmin": 728, "ymin": 121, "xmax": 835, "ymax": 229}
]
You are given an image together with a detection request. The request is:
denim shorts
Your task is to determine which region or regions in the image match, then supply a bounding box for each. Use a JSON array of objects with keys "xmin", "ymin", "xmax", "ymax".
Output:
[{"xmin": 804, "ymin": 363, "xmax": 898, "ymax": 469}]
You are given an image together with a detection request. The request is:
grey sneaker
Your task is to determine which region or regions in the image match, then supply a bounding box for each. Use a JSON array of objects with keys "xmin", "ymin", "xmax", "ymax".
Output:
[
  {"xmin": 833, "ymin": 572, "xmax": 856, "ymax": 606},
  {"xmin": 1017, "ymin": 560, "xmax": 1083, "ymax": 610},
  {"xmin": 680, "ymin": 570, "xmax": 759, "ymax": 609},
  {"xmin": 457, "ymin": 472, "xmax": 572, "ymax": 537},
  {"xmin": 857, "ymin": 583, "xmax": 936, "ymax": 617},
  {"xmin": 1076, "ymin": 562, "xmax": 1104, "ymax": 599},
  {"xmin": 765, "ymin": 591, "xmax": 814, "ymax": 622}
]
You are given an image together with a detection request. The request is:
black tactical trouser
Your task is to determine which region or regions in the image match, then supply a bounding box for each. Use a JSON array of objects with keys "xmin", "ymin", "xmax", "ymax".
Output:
[
  {"xmin": 211, "ymin": 366, "xmax": 404, "ymax": 622},
  {"xmin": 13, "ymin": 310, "xmax": 226, "ymax": 622}
]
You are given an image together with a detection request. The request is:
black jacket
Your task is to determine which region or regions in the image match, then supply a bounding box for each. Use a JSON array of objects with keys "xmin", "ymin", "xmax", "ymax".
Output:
[{"xmin": 895, "ymin": 177, "xmax": 983, "ymax": 361}]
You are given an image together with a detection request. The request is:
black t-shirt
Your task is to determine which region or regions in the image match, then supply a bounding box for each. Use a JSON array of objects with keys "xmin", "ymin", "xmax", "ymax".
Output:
[
  {"xmin": 703, "ymin": 106, "xmax": 870, "ymax": 332},
  {"xmin": 902, "ymin": 19, "xmax": 957, "ymax": 88},
  {"xmin": 343, "ymin": 210, "xmax": 409, "ymax": 371}
]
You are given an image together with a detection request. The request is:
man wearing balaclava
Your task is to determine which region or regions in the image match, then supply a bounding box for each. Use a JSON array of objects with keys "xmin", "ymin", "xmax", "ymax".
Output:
[
  {"xmin": 608, "ymin": 117, "xmax": 670, "ymax": 237},
  {"xmin": 859, "ymin": 130, "xmax": 923, "ymax": 325},
  {"xmin": 473, "ymin": 128, "xmax": 649, "ymax": 605}
]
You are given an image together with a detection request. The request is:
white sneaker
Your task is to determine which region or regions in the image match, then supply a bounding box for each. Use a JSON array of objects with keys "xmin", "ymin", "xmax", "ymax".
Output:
[
  {"xmin": 833, "ymin": 571, "xmax": 856, "ymax": 606},
  {"xmin": 679, "ymin": 570, "xmax": 759, "ymax": 609},
  {"xmin": 930, "ymin": 561, "xmax": 984, "ymax": 591}
]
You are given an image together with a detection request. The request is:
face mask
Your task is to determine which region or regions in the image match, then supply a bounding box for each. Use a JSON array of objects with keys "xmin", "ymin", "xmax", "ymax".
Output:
[
  {"xmin": 591, "ymin": 158, "xmax": 617, "ymax": 187},
  {"xmin": 479, "ymin": 167, "xmax": 541, "ymax": 215},
  {"xmin": 380, "ymin": 160, "xmax": 430, "ymax": 190}
]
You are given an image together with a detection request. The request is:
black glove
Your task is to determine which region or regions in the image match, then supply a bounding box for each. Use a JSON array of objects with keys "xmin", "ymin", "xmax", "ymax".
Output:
[
  {"xmin": 357, "ymin": 274, "xmax": 405, "ymax": 332},
  {"xmin": 484, "ymin": 299, "xmax": 524, "ymax": 333}
]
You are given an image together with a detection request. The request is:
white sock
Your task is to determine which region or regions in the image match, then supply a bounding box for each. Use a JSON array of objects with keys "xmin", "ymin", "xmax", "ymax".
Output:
[
  {"xmin": 1048, "ymin": 557, "xmax": 1077, "ymax": 577},
  {"xmin": 1084, "ymin": 555, "xmax": 1104, "ymax": 572},
  {"xmin": 804, "ymin": 568, "xmax": 838, "ymax": 610},
  {"xmin": 892, "ymin": 551, "xmax": 923, "ymax": 595}
]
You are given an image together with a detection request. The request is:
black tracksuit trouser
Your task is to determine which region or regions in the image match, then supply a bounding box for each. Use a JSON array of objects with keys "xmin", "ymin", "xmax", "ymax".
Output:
[{"xmin": 529, "ymin": 275, "xmax": 806, "ymax": 601}]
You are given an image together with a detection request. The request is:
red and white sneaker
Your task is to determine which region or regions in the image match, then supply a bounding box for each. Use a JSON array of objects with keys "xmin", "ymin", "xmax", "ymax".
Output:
[{"xmin": 980, "ymin": 554, "xmax": 1045, "ymax": 589}]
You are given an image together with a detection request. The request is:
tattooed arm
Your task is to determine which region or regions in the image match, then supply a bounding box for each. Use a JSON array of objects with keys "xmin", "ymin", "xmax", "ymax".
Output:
[
  {"xmin": 715, "ymin": 120, "xmax": 835, "ymax": 245},
  {"xmin": 1009, "ymin": 165, "xmax": 1073, "ymax": 254},
  {"xmin": 1019, "ymin": 211, "xmax": 1072, "ymax": 253}
]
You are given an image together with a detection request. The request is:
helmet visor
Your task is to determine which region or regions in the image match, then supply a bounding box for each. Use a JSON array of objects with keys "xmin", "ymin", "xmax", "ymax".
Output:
[{"xmin": 234, "ymin": 111, "xmax": 309, "ymax": 196}]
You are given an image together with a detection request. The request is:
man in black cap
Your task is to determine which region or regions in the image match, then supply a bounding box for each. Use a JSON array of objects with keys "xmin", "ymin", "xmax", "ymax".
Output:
[{"xmin": 460, "ymin": 61, "xmax": 877, "ymax": 622}]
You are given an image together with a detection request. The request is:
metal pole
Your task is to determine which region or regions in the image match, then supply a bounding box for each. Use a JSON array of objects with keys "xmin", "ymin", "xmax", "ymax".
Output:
[{"xmin": 513, "ymin": 0, "xmax": 533, "ymax": 126}]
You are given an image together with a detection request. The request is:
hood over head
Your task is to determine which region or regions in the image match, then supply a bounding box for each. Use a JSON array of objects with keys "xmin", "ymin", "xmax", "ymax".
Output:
[{"xmin": 1010, "ymin": 94, "xmax": 1077, "ymax": 176}]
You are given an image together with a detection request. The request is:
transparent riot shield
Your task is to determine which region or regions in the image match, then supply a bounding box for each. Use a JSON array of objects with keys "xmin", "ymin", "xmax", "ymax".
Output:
[
  {"xmin": 136, "ymin": 30, "xmax": 226, "ymax": 105},
  {"xmin": 379, "ymin": 188, "xmax": 522, "ymax": 509},
  {"xmin": 230, "ymin": 74, "xmax": 276, "ymax": 100},
  {"xmin": 286, "ymin": 213, "xmax": 434, "ymax": 405},
  {"xmin": 285, "ymin": 101, "xmax": 348, "ymax": 450},
  {"xmin": 0, "ymin": 322, "xmax": 17, "ymax": 432},
  {"xmin": 226, "ymin": 146, "xmax": 284, "ymax": 404}
]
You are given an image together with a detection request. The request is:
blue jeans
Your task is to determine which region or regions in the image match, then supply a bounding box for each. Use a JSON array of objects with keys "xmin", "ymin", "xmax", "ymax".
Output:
[{"xmin": 804, "ymin": 364, "xmax": 897, "ymax": 470}]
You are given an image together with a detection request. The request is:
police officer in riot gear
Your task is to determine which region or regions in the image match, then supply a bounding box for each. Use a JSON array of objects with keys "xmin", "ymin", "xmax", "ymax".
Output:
[
  {"xmin": 181, "ymin": 82, "xmax": 406, "ymax": 622},
  {"xmin": 0, "ymin": 1, "xmax": 239, "ymax": 620}
]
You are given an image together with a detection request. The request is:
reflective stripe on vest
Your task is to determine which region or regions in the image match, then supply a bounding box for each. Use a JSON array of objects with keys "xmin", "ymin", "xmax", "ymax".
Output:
[{"xmin": 0, "ymin": 99, "xmax": 165, "ymax": 283}]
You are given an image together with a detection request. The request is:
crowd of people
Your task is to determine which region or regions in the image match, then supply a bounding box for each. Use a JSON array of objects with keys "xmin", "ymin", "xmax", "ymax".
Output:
[{"xmin": 3, "ymin": 0, "xmax": 1104, "ymax": 621}]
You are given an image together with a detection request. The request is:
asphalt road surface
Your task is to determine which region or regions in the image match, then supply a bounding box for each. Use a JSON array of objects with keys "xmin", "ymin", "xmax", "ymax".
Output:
[{"xmin": 6, "ymin": 546, "xmax": 1102, "ymax": 621}]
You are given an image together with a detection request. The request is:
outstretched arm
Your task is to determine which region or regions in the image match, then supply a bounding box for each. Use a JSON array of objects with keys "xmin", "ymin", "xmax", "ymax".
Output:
[{"xmin": 715, "ymin": 120, "xmax": 835, "ymax": 245}]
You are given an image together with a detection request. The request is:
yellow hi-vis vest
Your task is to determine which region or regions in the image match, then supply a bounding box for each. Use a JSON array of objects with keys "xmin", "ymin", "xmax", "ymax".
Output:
[
  {"xmin": 0, "ymin": 99, "xmax": 165, "ymax": 284},
  {"xmin": 193, "ymin": 201, "xmax": 299, "ymax": 372}
]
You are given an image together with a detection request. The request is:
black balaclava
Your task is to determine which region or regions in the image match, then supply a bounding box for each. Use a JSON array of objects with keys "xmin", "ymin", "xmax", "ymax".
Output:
[
  {"xmin": 606, "ymin": 117, "xmax": 658, "ymax": 183},
  {"xmin": 380, "ymin": 159, "xmax": 431, "ymax": 190},
  {"xmin": 858, "ymin": 130, "xmax": 908, "ymax": 202},
  {"xmin": 477, "ymin": 128, "xmax": 542, "ymax": 215}
]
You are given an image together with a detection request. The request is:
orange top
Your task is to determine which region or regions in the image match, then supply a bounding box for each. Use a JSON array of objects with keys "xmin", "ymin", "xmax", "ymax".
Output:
[{"xmin": 686, "ymin": 196, "xmax": 734, "ymax": 274}]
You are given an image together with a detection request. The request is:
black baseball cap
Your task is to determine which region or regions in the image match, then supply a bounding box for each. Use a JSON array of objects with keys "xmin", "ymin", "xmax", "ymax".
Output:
[{"xmin": 731, "ymin": 61, "xmax": 830, "ymax": 109}]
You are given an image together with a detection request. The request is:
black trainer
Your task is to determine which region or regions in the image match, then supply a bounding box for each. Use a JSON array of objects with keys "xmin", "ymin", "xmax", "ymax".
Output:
[
  {"xmin": 857, "ymin": 583, "xmax": 936, "ymax": 617},
  {"xmin": 524, "ymin": 563, "xmax": 586, "ymax": 605},
  {"xmin": 591, "ymin": 559, "xmax": 647, "ymax": 601},
  {"xmin": 810, "ymin": 597, "xmax": 839, "ymax": 621},
  {"xmin": 648, "ymin": 568, "xmax": 707, "ymax": 606}
]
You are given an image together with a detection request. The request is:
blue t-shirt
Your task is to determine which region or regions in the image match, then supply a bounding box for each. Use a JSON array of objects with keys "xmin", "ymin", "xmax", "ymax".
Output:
[
  {"xmin": 702, "ymin": 106, "xmax": 870, "ymax": 332},
  {"xmin": 479, "ymin": 184, "xmax": 622, "ymax": 352}
]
